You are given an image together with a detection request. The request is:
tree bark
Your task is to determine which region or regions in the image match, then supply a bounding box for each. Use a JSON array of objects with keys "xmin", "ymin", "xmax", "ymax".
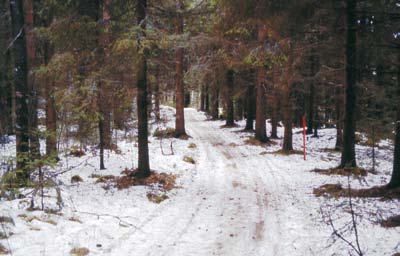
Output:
[
  {"xmin": 23, "ymin": 0, "xmax": 40, "ymax": 161},
  {"xmin": 154, "ymin": 68, "xmax": 161, "ymax": 121},
  {"xmin": 340, "ymin": 0, "xmax": 357, "ymax": 168},
  {"xmin": 205, "ymin": 83, "xmax": 210, "ymax": 112},
  {"xmin": 282, "ymin": 42, "xmax": 294, "ymax": 151},
  {"xmin": 174, "ymin": 0, "xmax": 186, "ymax": 137},
  {"xmin": 387, "ymin": 53, "xmax": 400, "ymax": 188},
  {"xmin": 270, "ymin": 92, "xmax": 278, "ymax": 138},
  {"xmin": 200, "ymin": 84, "xmax": 205, "ymax": 111},
  {"xmin": 10, "ymin": 0, "xmax": 30, "ymax": 182},
  {"xmin": 306, "ymin": 82, "xmax": 315, "ymax": 134},
  {"xmin": 335, "ymin": 84, "xmax": 343, "ymax": 150},
  {"xmin": 211, "ymin": 89, "xmax": 219, "ymax": 120},
  {"xmin": 0, "ymin": 5, "xmax": 13, "ymax": 136},
  {"xmin": 225, "ymin": 69, "xmax": 235, "ymax": 126},
  {"xmin": 100, "ymin": 0, "xmax": 112, "ymax": 149},
  {"xmin": 135, "ymin": 0, "xmax": 150, "ymax": 177},
  {"xmin": 98, "ymin": 85, "xmax": 106, "ymax": 170},
  {"xmin": 282, "ymin": 83, "xmax": 293, "ymax": 151},
  {"xmin": 255, "ymin": 22, "xmax": 268, "ymax": 142},
  {"xmin": 245, "ymin": 83, "xmax": 255, "ymax": 131},
  {"xmin": 42, "ymin": 12, "xmax": 58, "ymax": 158}
]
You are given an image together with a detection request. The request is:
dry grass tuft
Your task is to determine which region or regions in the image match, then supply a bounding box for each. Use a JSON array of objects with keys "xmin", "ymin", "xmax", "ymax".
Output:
[
  {"xmin": 312, "ymin": 167, "xmax": 375, "ymax": 177},
  {"xmin": 188, "ymin": 143, "xmax": 197, "ymax": 149},
  {"xmin": 220, "ymin": 123, "xmax": 239, "ymax": 128},
  {"xmin": 313, "ymin": 184, "xmax": 344, "ymax": 198},
  {"xmin": 0, "ymin": 216, "xmax": 14, "ymax": 225},
  {"xmin": 105, "ymin": 170, "xmax": 178, "ymax": 192},
  {"xmin": 89, "ymin": 173, "xmax": 102, "ymax": 179},
  {"xmin": 262, "ymin": 149, "xmax": 302, "ymax": 155},
  {"xmin": 146, "ymin": 193, "xmax": 169, "ymax": 204},
  {"xmin": 244, "ymin": 137, "xmax": 277, "ymax": 147},
  {"xmin": 68, "ymin": 217, "xmax": 82, "ymax": 223},
  {"xmin": 313, "ymin": 184, "xmax": 400, "ymax": 199},
  {"xmin": 95, "ymin": 175, "xmax": 116, "ymax": 183},
  {"xmin": 69, "ymin": 149, "xmax": 85, "ymax": 157},
  {"xmin": 19, "ymin": 215, "xmax": 57, "ymax": 225},
  {"xmin": 71, "ymin": 175, "xmax": 83, "ymax": 183},
  {"xmin": 0, "ymin": 244, "xmax": 9, "ymax": 255},
  {"xmin": 381, "ymin": 215, "xmax": 400, "ymax": 228},
  {"xmin": 153, "ymin": 128, "xmax": 175, "ymax": 138},
  {"xmin": 183, "ymin": 156, "xmax": 195, "ymax": 164},
  {"xmin": 70, "ymin": 247, "xmax": 89, "ymax": 256}
]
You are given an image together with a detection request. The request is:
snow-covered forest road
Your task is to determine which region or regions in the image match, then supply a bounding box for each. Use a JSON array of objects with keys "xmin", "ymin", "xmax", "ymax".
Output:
[
  {"xmin": 1, "ymin": 108, "xmax": 399, "ymax": 256},
  {"xmin": 116, "ymin": 109, "xmax": 323, "ymax": 256}
]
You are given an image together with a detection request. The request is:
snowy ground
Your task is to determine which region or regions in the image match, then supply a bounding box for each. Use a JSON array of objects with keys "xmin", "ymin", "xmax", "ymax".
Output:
[{"xmin": 0, "ymin": 107, "xmax": 399, "ymax": 256}]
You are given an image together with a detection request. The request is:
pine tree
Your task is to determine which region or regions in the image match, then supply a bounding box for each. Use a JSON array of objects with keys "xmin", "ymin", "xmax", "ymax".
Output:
[
  {"xmin": 10, "ymin": 0, "xmax": 30, "ymax": 182},
  {"xmin": 135, "ymin": 0, "xmax": 151, "ymax": 177}
]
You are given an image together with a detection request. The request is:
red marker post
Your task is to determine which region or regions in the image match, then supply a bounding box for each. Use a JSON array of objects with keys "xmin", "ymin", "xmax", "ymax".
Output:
[{"xmin": 302, "ymin": 115, "xmax": 306, "ymax": 160}]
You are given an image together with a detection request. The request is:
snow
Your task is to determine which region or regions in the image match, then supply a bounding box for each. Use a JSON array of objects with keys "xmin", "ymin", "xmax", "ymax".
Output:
[{"xmin": 0, "ymin": 107, "xmax": 399, "ymax": 256}]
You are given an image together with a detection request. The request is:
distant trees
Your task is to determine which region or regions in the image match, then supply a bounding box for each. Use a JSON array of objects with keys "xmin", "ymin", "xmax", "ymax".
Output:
[{"xmin": 1, "ymin": 0, "xmax": 399, "ymax": 188}]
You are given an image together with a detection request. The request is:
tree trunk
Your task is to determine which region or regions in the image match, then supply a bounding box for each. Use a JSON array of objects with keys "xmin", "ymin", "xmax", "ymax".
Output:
[
  {"xmin": 43, "ymin": 12, "xmax": 58, "ymax": 158},
  {"xmin": 205, "ymin": 84, "xmax": 210, "ymax": 112},
  {"xmin": 154, "ymin": 68, "xmax": 161, "ymax": 121},
  {"xmin": 255, "ymin": 22, "xmax": 268, "ymax": 142},
  {"xmin": 200, "ymin": 84, "xmax": 205, "ymax": 111},
  {"xmin": 340, "ymin": 0, "xmax": 357, "ymax": 168},
  {"xmin": 135, "ymin": 0, "xmax": 150, "ymax": 177},
  {"xmin": 100, "ymin": 0, "xmax": 112, "ymax": 149},
  {"xmin": 235, "ymin": 98, "xmax": 243, "ymax": 121},
  {"xmin": 10, "ymin": 0, "xmax": 30, "ymax": 182},
  {"xmin": 282, "ymin": 43, "xmax": 294, "ymax": 151},
  {"xmin": 282, "ymin": 83, "xmax": 293, "ymax": 151},
  {"xmin": 225, "ymin": 69, "xmax": 235, "ymax": 127},
  {"xmin": 0, "ymin": 7, "xmax": 13, "ymax": 136},
  {"xmin": 335, "ymin": 82, "xmax": 344, "ymax": 150},
  {"xmin": 211, "ymin": 89, "xmax": 219, "ymax": 120},
  {"xmin": 98, "ymin": 85, "xmax": 106, "ymax": 170},
  {"xmin": 245, "ymin": 83, "xmax": 255, "ymax": 131},
  {"xmin": 270, "ymin": 92, "xmax": 278, "ymax": 138},
  {"xmin": 174, "ymin": 0, "xmax": 186, "ymax": 138},
  {"xmin": 387, "ymin": 53, "xmax": 400, "ymax": 188},
  {"xmin": 24, "ymin": 0, "xmax": 40, "ymax": 161},
  {"xmin": 306, "ymin": 82, "xmax": 315, "ymax": 134}
]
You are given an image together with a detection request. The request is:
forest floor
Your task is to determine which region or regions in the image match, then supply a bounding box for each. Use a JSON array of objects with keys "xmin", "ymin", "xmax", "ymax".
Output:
[{"xmin": 0, "ymin": 107, "xmax": 399, "ymax": 256}]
